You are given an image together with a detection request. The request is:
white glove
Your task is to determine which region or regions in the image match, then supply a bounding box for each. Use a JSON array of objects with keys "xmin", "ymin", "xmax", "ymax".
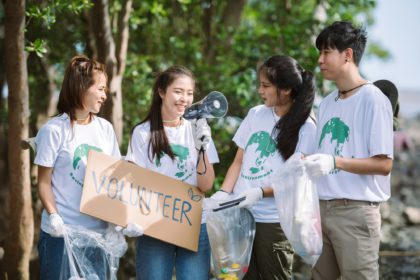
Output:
[
  {"xmin": 304, "ymin": 153, "xmax": 336, "ymax": 177},
  {"xmin": 115, "ymin": 222, "xmax": 144, "ymax": 237},
  {"xmin": 191, "ymin": 118, "xmax": 211, "ymax": 151},
  {"xmin": 238, "ymin": 188, "xmax": 263, "ymax": 209},
  {"xmin": 211, "ymin": 190, "xmax": 232, "ymax": 201},
  {"xmin": 49, "ymin": 213, "xmax": 65, "ymax": 237}
]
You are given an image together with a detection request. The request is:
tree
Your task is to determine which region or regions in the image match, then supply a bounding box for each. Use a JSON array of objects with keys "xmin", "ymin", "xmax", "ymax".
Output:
[
  {"xmin": 89, "ymin": 0, "xmax": 133, "ymax": 144},
  {"xmin": 3, "ymin": 0, "xmax": 34, "ymax": 278}
]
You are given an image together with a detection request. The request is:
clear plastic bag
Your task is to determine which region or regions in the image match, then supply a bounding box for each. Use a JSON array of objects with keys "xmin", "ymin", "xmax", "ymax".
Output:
[
  {"xmin": 205, "ymin": 198, "xmax": 256, "ymax": 280},
  {"xmin": 271, "ymin": 153, "xmax": 323, "ymax": 267},
  {"xmin": 59, "ymin": 224, "xmax": 128, "ymax": 280}
]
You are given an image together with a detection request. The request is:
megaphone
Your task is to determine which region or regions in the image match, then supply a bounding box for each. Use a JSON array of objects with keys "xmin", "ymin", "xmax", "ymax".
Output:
[{"xmin": 183, "ymin": 91, "xmax": 228, "ymax": 120}]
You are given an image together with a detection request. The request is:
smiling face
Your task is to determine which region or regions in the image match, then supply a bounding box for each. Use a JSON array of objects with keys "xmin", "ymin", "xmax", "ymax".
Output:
[
  {"xmin": 82, "ymin": 73, "xmax": 107, "ymax": 114},
  {"xmin": 159, "ymin": 75, "xmax": 194, "ymax": 120}
]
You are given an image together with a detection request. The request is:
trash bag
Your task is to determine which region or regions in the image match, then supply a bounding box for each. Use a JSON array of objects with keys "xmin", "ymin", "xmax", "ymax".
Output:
[
  {"xmin": 271, "ymin": 153, "xmax": 322, "ymax": 267},
  {"xmin": 59, "ymin": 224, "xmax": 128, "ymax": 280},
  {"xmin": 206, "ymin": 198, "xmax": 256, "ymax": 280}
]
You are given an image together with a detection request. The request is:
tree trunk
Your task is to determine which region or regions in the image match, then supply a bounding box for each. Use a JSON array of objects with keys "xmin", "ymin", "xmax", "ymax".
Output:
[
  {"xmin": 203, "ymin": 0, "xmax": 246, "ymax": 64},
  {"xmin": 89, "ymin": 0, "xmax": 132, "ymax": 144},
  {"xmin": 36, "ymin": 55, "xmax": 58, "ymax": 130},
  {"xmin": 4, "ymin": 0, "xmax": 34, "ymax": 279}
]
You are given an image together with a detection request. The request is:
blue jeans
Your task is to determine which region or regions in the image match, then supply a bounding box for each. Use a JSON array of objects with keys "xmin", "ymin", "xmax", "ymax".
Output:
[
  {"xmin": 38, "ymin": 229, "xmax": 107, "ymax": 280},
  {"xmin": 136, "ymin": 223, "xmax": 210, "ymax": 280},
  {"xmin": 38, "ymin": 230, "xmax": 65, "ymax": 280}
]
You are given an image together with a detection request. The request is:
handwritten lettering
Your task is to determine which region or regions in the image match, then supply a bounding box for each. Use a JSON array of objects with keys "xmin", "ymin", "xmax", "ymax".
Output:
[{"xmin": 91, "ymin": 171, "xmax": 192, "ymax": 226}]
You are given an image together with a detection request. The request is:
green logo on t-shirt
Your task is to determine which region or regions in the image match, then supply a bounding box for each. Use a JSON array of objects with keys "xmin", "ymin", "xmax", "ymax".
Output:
[
  {"xmin": 70, "ymin": 144, "xmax": 102, "ymax": 187},
  {"xmin": 241, "ymin": 131, "xmax": 276, "ymax": 180},
  {"xmin": 319, "ymin": 117, "xmax": 350, "ymax": 156},
  {"xmin": 155, "ymin": 144, "xmax": 192, "ymax": 181}
]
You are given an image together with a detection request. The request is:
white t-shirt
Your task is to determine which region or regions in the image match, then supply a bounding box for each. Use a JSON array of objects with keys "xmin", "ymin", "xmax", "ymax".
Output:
[
  {"xmin": 314, "ymin": 84, "xmax": 394, "ymax": 201},
  {"xmin": 125, "ymin": 119, "xmax": 219, "ymax": 223},
  {"xmin": 232, "ymin": 105, "xmax": 317, "ymax": 223},
  {"xmin": 35, "ymin": 114, "xmax": 121, "ymax": 233}
]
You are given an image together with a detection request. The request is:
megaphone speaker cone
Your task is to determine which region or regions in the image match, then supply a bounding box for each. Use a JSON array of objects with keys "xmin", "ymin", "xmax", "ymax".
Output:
[{"xmin": 183, "ymin": 91, "xmax": 228, "ymax": 120}]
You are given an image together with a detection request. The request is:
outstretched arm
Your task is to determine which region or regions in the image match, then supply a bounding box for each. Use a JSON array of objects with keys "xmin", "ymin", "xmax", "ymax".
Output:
[
  {"xmin": 336, "ymin": 154, "xmax": 392, "ymax": 175},
  {"xmin": 304, "ymin": 153, "xmax": 392, "ymax": 177},
  {"xmin": 219, "ymin": 148, "xmax": 244, "ymax": 194}
]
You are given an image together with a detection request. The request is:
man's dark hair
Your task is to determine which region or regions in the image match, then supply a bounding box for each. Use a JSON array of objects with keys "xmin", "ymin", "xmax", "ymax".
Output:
[{"xmin": 316, "ymin": 21, "xmax": 367, "ymax": 66}]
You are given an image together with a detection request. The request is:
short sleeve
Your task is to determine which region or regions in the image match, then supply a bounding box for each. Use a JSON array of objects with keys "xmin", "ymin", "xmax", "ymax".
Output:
[
  {"xmin": 232, "ymin": 108, "xmax": 255, "ymax": 149},
  {"xmin": 34, "ymin": 123, "xmax": 62, "ymax": 167},
  {"xmin": 295, "ymin": 119, "xmax": 317, "ymax": 155},
  {"xmin": 125, "ymin": 126, "xmax": 149, "ymax": 168},
  {"xmin": 107, "ymin": 124, "xmax": 121, "ymax": 159},
  {"xmin": 206, "ymin": 139, "xmax": 219, "ymax": 164},
  {"xmin": 366, "ymin": 97, "xmax": 394, "ymax": 159}
]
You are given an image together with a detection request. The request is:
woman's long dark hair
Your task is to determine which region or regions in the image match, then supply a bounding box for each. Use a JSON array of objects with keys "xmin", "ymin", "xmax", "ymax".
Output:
[
  {"xmin": 57, "ymin": 55, "xmax": 107, "ymax": 121},
  {"xmin": 130, "ymin": 66, "xmax": 195, "ymax": 161},
  {"xmin": 259, "ymin": 55, "xmax": 315, "ymax": 160}
]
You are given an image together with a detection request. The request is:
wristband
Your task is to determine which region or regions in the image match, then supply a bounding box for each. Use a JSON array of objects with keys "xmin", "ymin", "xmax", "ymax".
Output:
[
  {"xmin": 332, "ymin": 155, "xmax": 336, "ymax": 169},
  {"xmin": 260, "ymin": 187, "xmax": 265, "ymax": 198}
]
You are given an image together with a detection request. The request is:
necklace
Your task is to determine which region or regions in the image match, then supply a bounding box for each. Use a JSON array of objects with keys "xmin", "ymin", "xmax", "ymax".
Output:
[
  {"xmin": 76, "ymin": 115, "xmax": 90, "ymax": 121},
  {"xmin": 335, "ymin": 82, "xmax": 370, "ymax": 101},
  {"xmin": 162, "ymin": 117, "xmax": 181, "ymax": 123}
]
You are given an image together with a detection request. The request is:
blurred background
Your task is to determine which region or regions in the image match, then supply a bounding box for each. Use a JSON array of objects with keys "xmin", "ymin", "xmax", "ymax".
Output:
[{"xmin": 0, "ymin": 0, "xmax": 419, "ymax": 279}]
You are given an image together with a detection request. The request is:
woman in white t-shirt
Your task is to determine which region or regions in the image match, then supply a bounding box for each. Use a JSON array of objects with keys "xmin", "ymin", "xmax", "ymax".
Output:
[
  {"xmin": 212, "ymin": 55, "xmax": 317, "ymax": 279},
  {"xmin": 126, "ymin": 66, "xmax": 218, "ymax": 280},
  {"xmin": 34, "ymin": 56, "xmax": 126, "ymax": 279}
]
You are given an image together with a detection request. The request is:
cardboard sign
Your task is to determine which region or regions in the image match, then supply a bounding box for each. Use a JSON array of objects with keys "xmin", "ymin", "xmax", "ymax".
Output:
[{"xmin": 80, "ymin": 150, "xmax": 204, "ymax": 252}]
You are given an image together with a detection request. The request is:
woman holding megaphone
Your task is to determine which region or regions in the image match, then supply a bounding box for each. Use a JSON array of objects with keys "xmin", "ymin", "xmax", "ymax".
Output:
[
  {"xmin": 212, "ymin": 55, "xmax": 317, "ymax": 279},
  {"xmin": 126, "ymin": 66, "xmax": 219, "ymax": 280}
]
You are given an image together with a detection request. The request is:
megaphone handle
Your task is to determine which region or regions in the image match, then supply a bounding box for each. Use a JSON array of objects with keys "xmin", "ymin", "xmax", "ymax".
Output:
[{"xmin": 196, "ymin": 148, "xmax": 207, "ymax": 175}]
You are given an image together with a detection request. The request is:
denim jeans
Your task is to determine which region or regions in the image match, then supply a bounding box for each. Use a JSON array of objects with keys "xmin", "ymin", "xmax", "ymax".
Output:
[
  {"xmin": 136, "ymin": 223, "xmax": 210, "ymax": 280},
  {"xmin": 38, "ymin": 229, "xmax": 107, "ymax": 280},
  {"xmin": 38, "ymin": 229, "xmax": 65, "ymax": 280}
]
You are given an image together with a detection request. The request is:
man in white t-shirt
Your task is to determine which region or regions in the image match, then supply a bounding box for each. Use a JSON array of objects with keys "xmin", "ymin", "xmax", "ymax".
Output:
[{"xmin": 304, "ymin": 21, "xmax": 393, "ymax": 280}]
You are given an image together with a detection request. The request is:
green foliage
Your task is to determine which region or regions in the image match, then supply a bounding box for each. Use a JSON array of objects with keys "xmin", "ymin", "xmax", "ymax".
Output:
[
  {"xmin": 26, "ymin": 0, "xmax": 92, "ymax": 29},
  {"xmin": 25, "ymin": 38, "xmax": 47, "ymax": 57},
  {"xmin": 17, "ymin": 0, "xmax": 387, "ymax": 193}
]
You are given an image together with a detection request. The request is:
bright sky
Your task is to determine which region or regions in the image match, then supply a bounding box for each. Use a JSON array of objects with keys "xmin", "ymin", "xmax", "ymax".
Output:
[
  {"xmin": 361, "ymin": 0, "xmax": 420, "ymax": 90},
  {"xmin": 361, "ymin": 0, "xmax": 420, "ymax": 118}
]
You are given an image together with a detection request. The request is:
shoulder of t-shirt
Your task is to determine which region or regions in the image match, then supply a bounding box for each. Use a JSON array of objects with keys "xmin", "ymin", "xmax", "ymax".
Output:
[
  {"xmin": 94, "ymin": 115, "xmax": 113, "ymax": 128},
  {"xmin": 319, "ymin": 90, "xmax": 338, "ymax": 107},
  {"xmin": 363, "ymin": 83, "xmax": 391, "ymax": 107},
  {"xmin": 300, "ymin": 117, "xmax": 317, "ymax": 132},
  {"xmin": 35, "ymin": 115, "xmax": 69, "ymax": 149},
  {"xmin": 183, "ymin": 118, "xmax": 193, "ymax": 128},
  {"xmin": 304, "ymin": 116, "xmax": 316, "ymax": 127},
  {"xmin": 94, "ymin": 116, "xmax": 118, "ymax": 136},
  {"xmin": 132, "ymin": 121, "xmax": 150, "ymax": 133},
  {"xmin": 130, "ymin": 121, "xmax": 151, "ymax": 143},
  {"xmin": 247, "ymin": 104, "xmax": 269, "ymax": 117},
  {"xmin": 39, "ymin": 114, "xmax": 69, "ymax": 134}
]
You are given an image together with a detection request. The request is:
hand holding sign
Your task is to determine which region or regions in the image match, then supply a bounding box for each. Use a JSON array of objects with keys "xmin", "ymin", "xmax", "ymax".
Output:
[{"xmin": 115, "ymin": 223, "xmax": 144, "ymax": 237}]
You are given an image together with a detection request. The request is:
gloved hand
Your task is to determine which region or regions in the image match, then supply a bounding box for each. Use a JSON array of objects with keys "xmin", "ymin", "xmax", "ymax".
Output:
[
  {"xmin": 115, "ymin": 222, "xmax": 144, "ymax": 237},
  {"xmin": 238, "ymin": 188, "xmax": 263, "ymax": 209},
  {"xmin": 191, "ymin": 118, "xmax": 211, "ymax": 151},
  {"xmin": 49, "ymin": 213, "xmax": 65, "ymax": 237},
  {"xmin": 304, "ymin": 153, "xmax": 336, "ymax": 177},
  {"xmin": 211, "ymin": 190, "xmax": 231, "ymax": 201}
]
